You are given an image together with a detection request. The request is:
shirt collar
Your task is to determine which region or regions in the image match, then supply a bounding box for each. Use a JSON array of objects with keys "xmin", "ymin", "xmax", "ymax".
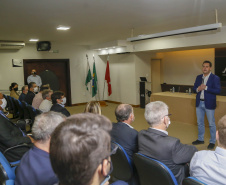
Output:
[
  {"xmin": 122, "ymin": 122, "xmax": 134, "ymax": 129},
  {"xmin": 202, "ymin": 72, "xmax": 211, "ymax": 78},
  {"xmin": 149, "ymin": 127, "xmax": 168, "ymax": 135},
  {"xmin": 215, "ymin": 146, "xmax": 226, "ymax": 156}
]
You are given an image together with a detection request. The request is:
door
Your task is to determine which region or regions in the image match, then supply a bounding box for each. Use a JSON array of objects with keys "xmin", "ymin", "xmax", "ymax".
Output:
[{"xmin": 23, "ymin": 59, "xmax": 71, "ymax": 106}]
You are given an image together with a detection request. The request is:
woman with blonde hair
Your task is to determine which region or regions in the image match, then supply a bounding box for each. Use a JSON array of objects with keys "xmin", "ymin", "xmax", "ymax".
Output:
[{"xmin": 84, "ymin": 101, "xmax": 101, "ymax": 115}]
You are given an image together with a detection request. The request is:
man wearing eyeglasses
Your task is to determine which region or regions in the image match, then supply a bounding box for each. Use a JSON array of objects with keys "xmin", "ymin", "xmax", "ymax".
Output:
[
  {"xmin": 50, "ymin": 113, "xmax": 128, "ymax": 185},
  {"xmin": 138, "ymin": 101, "xmax": 197, "ymax": 185}
]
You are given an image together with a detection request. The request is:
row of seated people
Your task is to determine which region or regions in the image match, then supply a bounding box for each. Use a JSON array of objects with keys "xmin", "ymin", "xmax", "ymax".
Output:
[
  {"xmin": 110, "ymin": 102, "xmax": 226, "ymax": 185},
  {"xmin": 0, "ymin": 101, "xmax": 128, "ymax": 185},
  {"xmin": 8, "ymin": 82, "xmax": 70, "ymax": 117}
]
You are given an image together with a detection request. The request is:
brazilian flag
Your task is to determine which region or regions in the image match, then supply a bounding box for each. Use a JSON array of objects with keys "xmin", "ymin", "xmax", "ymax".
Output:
[{"xmin": 92, "ymin": 62, "xmax": 97, "ymax": 97}]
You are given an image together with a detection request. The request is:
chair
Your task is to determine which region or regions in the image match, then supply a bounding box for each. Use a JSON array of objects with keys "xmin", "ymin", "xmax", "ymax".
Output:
[
  {"xmin": 182, "ymin": 177, "xmax": 207, "ymax": 185},
  {"xmin": 3, "ymin": 180, "xmax": 15, "ymax": 185},
  {"xmin": 111, "ymin": 142, "xmax": 135, "ymax": 184},
  {"xmin": 12, "ymin": 99, "xmax": 24, "ymax": 119},
  {"xmin": 133, "ymin": 153, "xmax": 178, "ymax": 185},
  {"xmin": 0, "ymin": 152, "xmax": 19, "ymax": 183},
  {"xmin": 21, "ymin": 101, "xmax": 30, "ymax": 120}
]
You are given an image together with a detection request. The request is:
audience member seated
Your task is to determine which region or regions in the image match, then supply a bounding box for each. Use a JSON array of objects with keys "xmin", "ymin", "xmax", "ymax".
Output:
[
  {"xmin": 19, "ymin": 85, "xmax": 28, "ymax": 102},
  {"xmin": 15, "ymin": 111, "xmax": 65, "ymax": 185},
  {"xmin": 50, "ymin": 91, "xmax": 70, "ymax": 117},
  {"xmin": 50, "ymin": 113, "xmax": 127, "ymax": 185},
  {"xmin": 84, "ymin": 101, "xmax": 101, "ymax": 115},
  {"xmin": 39, "ymin": 90, "xmax": 53, "ymax": 112},
  {"xmin": 9, "ymin": 82, "xmax": 19, "ymax": 99},
  {"xmin": 0, "ymin": 110, "xmax": 33, "ymax": 162},
  {"xmin": 32, "ymin": 84, "xmax": 50, "ymax": 109},
  {"xmin": 190, "ymin": 114, "xmax": 226, "ymax": 184},
  {"xmin": 0, "ymin": 92, "xmax": 7, "ymax": 111},
  {"xmin": 111, "ymin": 104, "xmax": 138, "ymax": 162},
  {"xmin": 24, "ymin": 82, "xmax": 37, "ymax": 105},
  {"xmin": 138, "ymin": 101, "xmax": 197, "ymax": 185}
]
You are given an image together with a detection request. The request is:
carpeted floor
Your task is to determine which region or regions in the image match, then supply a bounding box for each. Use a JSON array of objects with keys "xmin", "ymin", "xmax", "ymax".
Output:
[{"xmin": 67, "ymin": 102, "xmax": 215, "ymax": 151}]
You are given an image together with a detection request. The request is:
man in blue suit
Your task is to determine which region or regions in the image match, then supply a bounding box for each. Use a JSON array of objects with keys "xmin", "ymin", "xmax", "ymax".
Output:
[
  {"xmin": 192, "ymin": 61, "xmax": 221, "ymax": 149},
  {"xmin": 111, "ymin": 104, "xmax": 138, "ymax": 162}
]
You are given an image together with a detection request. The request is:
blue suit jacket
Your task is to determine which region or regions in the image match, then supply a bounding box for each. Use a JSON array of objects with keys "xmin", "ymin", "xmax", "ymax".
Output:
[
  {"xmin": 110, "ymin": 122, "xmax": 138, "ymax": 161},
  {"xmin": 193, "ymin": 73, "xmax": 221, "ymax": 109}
]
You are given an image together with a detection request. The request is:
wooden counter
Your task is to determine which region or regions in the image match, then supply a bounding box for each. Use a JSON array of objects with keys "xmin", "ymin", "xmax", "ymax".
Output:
[{"xmin": 150, "ymin": 92, "xmax": 226, "ymax": 126}]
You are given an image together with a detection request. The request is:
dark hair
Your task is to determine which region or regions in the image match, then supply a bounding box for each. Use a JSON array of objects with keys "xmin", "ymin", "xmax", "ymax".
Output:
[
  {"xmin": 84, "ymin": 101, "xmax": 101, "ymax": 115},
  {"xmin": 9, "ymin": 82, "xmax": 18, "ymax": 91},
  {"xmin": 218, "ymin": 115, "xmax": 226, "ymax": 148},
  {"xmin": 40, "ymin": 84, "xmax": 50, "ymax": 91},
  {"xmin": 50, "ymin": 113, "xmax": 112, "ymax": 185},
  {"xmin": 28, "ymin": 82, "xmax": 36, "ymax": 90},
  {"xmin": 21, "ymin": 85, "xmax": 28, "ymax": 92},
  {"xmin": 51, "ymin": 91, "xmax": 64, "ymax": 104},
  {"xmin": 115, "ymin": 104, "xmax": 133, "ymax": 122},
  {"xmin": 203, "ymin": 61, "xmax": 212, "ymax": 67},
  {"xmin": 42, "ymin": 90, "xmax": 52, "ymax": 99}
]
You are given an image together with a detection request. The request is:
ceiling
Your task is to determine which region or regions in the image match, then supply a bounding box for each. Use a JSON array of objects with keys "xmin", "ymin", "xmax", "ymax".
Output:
[{"xmin": 1, "ymin": 0, "xmax": 226, "ymax": 46}]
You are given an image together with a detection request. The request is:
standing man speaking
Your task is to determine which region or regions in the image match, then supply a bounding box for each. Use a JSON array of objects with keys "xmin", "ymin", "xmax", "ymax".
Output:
[{"xmin": 192, "ymin": 61, "xmax": 221, "ymax": 149}]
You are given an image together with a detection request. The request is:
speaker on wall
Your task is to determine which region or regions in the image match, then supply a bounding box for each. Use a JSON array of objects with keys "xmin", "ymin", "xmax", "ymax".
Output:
[{"xmin": 37, "ymin": 41, "xmax": 51, "ymax": 51}]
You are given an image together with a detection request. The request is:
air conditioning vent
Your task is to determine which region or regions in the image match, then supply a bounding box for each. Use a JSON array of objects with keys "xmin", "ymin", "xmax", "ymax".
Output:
[{"xmin": 0, "ymin": 41, "xmax": 25, "ymax": 50}]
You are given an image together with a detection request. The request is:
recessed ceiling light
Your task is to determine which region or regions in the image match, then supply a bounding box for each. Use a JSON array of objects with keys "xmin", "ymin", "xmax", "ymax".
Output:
[
  {"xmin": 29, "ymin": 39, "xmax": 39, "ymax": 42},
  {"xmin": 57, "ymin": 26, "xmax": 70, "ymax": 30}
]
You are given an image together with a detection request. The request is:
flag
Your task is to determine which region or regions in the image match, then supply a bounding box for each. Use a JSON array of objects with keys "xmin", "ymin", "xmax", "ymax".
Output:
[
  {"xmin": 92, "ymin": 62, "xmax": 98, "ymax": 97},
  {"xmin": 85, "ymin": 61, "xmax": 92, "ymax": 91},
  {"xmin": 105, "ymin": 61, "xmax": 112, "ymax": 96}
]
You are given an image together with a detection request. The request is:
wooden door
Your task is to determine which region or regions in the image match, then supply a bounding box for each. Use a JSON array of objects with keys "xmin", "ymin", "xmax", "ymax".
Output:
[{"xmin": 23, "ymin": 59, "xmax": 71, "ymax": 106}]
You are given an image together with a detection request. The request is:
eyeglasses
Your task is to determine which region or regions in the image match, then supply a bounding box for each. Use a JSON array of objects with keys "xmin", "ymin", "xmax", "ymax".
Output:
[{"xmin": 162, "ymin": 114, "xmax": 172, "ymax": 119}]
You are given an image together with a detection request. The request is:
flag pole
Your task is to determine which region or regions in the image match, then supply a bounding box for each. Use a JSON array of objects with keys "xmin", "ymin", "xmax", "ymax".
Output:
[{"xmin": 86, "ymin": 54, "xmax": 92, "ymax": 97}]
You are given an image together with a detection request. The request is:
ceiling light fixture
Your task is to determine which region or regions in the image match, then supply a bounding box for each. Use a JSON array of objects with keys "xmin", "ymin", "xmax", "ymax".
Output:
[
  {"xmin": 127, "ymin": 23, "xmax": 222, "ymax": 42},
  {"xmin": 29, "ymin": 39, "xmax": 39, "ymax": 42},
  {"xmin": 57, "ymin": 26, "xmax": 70, "ymax": 30}
]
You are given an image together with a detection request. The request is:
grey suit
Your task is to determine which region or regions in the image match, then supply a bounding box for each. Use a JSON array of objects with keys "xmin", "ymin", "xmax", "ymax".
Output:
[{"xmin": 138, "ymin": 128, "xmax": 197, "ymax": 185}]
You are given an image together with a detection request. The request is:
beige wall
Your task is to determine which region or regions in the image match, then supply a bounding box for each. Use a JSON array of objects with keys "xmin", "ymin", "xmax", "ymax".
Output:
[{"xmin": 159, "ymin": 48, "xmax": 215, "ymax": 85}]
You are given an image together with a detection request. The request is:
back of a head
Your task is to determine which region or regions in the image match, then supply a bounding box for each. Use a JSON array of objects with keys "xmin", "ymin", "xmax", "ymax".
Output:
[
  {"xmin": 32, "ymin": 111, "xmax": 66, "ymax": 141},
  {"xmin": 115, "ymin": 104, "xmax": 133, "ymax": 122},
  {"xmin": 51, "ymin": 91, "xmax": 64, "ymax": 104},
  {"xmin": 218, "ymin": 115, "xmax": 226, "ymax": 148},
  {"xmin": 145, "ymin": 101, "xmax": 168, "ymax": 127},
  {"xmin": 42, "ymin": 89, "xmax": 52, "ymax": 100},
  {"xmin": 28, "ymin": 82, "xmax": 36, "ymax": 90},
  {"xmin": 84, "ymin": 101, "xmax": 101, "ymax": 115},
  {"xmin": 40, "ymin": 84, "xmax": 50, "ymax": 91},
  {"xmin": 50, "ymin": 113, "xmax": 112, "ymax": 185}
]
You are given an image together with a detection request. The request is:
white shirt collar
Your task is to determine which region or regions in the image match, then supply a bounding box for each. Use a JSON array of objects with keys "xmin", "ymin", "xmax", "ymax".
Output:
[{"xmin": 122, "ymin": 122, "xmax": 134, "ymax": 129}]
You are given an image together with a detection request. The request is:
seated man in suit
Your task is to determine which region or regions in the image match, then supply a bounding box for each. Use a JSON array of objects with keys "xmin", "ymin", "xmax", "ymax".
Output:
[
  {"xmin": 50, "ymin": 113, "xmax": 128, "ymax": 185},
  {"xmin": 111, "ymin": 104, "xmax": 138, "ymax": 161},
  {"xmin": 0, "ymin": 111, "xmax": 33, "ymax": 162},
  {"xmin": 15, "ymin": 111, "xmax": 65, "ymax": 185},
  {"xmin": 50, "ymin": 91, "xmax": 70, "ymax": 117},
  {"xmin": 24, "ymin": 82, "xmax": 38, "ymax": 105},
  {"xmin": 190, "ymin": 114, "xmax": 226, "ymax": 184},
  {"xmin": 19, "ymin": 85, "xmax": 28, "ymax": 102},
  {"xmin": 138, "ymin": 101, "xmax": 197, "ymax": 185}
]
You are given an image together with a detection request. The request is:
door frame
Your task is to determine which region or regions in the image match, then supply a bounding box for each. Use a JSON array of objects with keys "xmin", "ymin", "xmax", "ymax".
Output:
[{"xmin": 23, "ymin": 59, "xmax": 72, "ymax": 106}]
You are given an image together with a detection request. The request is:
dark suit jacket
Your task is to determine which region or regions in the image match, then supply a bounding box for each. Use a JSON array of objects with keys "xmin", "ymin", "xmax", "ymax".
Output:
[
  {"xmin": 111, "ymin": 122, "xmax": 138, "ymax": 161},
  {"xmin": 138, "ymin": 128, "xmax": 197, "ymax": 185},
  {"xmin": 193, "ymin": 73, "xmax": 221, "ymax": 109},
  {"xmin": 50, "ymin": 104, "xmax": 70, "ymax": 117},
  {"xmin": 0, "ymin": 113, "xmax": 32, "ymax": 162},
  {"xmin": 24, "ymin": 91, "xmax": 35, "ymax": 105}
]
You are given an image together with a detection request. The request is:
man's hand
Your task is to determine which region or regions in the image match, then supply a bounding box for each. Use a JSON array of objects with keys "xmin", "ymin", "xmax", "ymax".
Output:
[{"xmin": 198, "ymin": 84, "xmax": 206, "ymax": 91}]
